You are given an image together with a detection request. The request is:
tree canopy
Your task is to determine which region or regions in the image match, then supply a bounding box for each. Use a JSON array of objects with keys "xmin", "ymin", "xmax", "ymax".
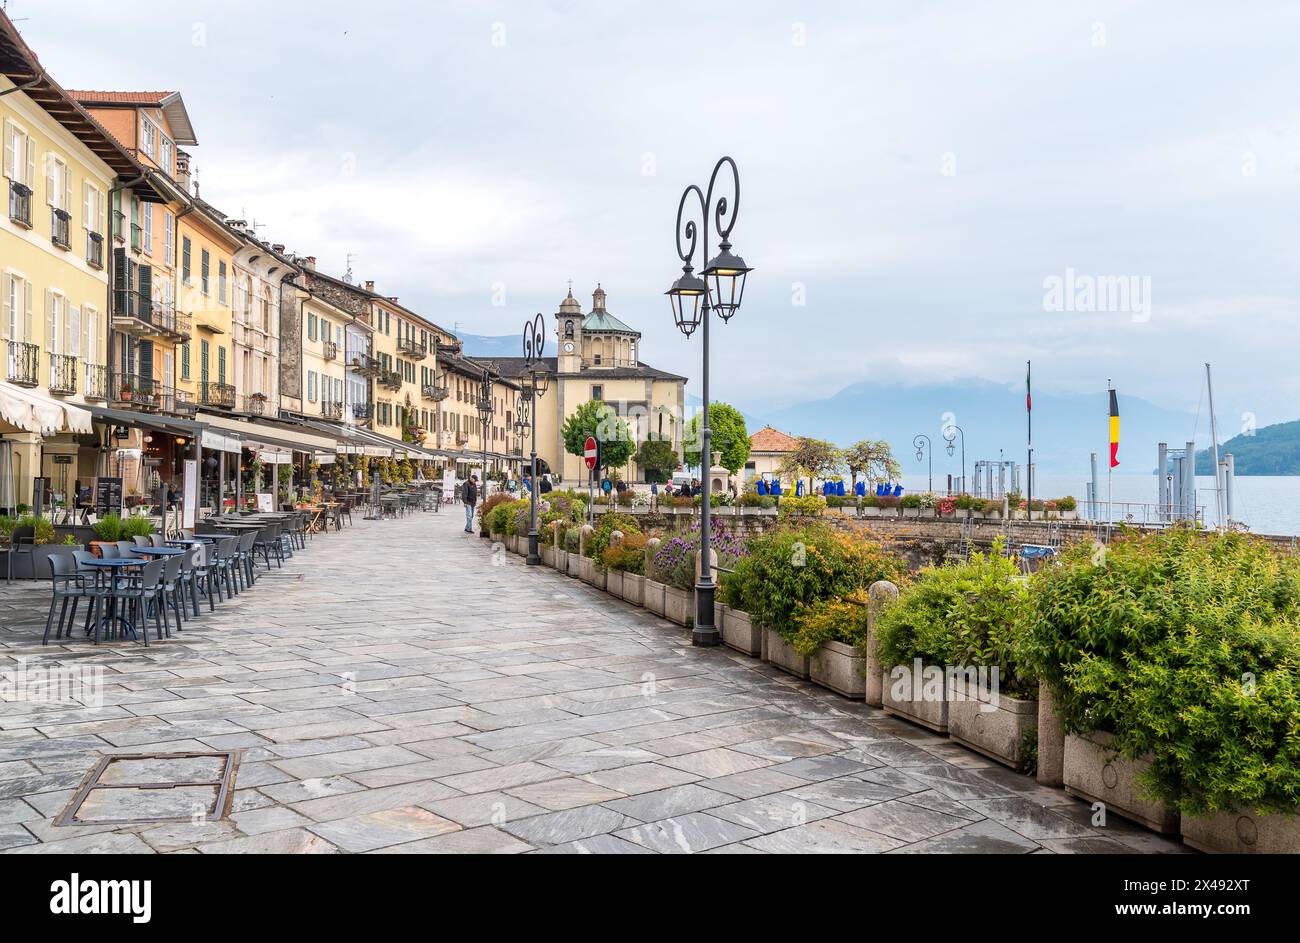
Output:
[
  {"xmin": 843, "ymin": 439, "xmax": 900, "ymax": 486},
  {"xmin": 682, "ymin": 402, "xmax": 751, "ymax": 474},
  {"xmin": 562, "ymin": 400, "xmax": 636, "ymax": 473},
  {"xmin": 634, "ymin": 438, "xmax": 678, "ymax": 484},
  {"xmin": 778, "ymin": 437, "xmax": 843, "ymax": 482}
]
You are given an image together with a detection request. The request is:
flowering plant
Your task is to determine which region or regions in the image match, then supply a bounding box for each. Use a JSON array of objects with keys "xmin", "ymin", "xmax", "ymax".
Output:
[{"xmin": 651, "ymin": 536, "xmax": 697, "ymax": 590}]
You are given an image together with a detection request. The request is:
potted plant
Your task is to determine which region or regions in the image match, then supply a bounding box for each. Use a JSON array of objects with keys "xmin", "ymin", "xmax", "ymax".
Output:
[
  {"xmin": 603, "ymin": 531, "xmax": 647, "ymax": 606},
  {"xmin": 642, "ymin": 537, "xmax": 666, "ymax": 616},
  {"xmin": 90, "ymin": 512, "xmax": 125, "ymax": 557},
  {"xmin": 794, "ymin": 596, "xmax": 871, "ymax": 699},
  {"xmin": 650, "ymin": 536, "xmax": 695, "ymax": 626}
]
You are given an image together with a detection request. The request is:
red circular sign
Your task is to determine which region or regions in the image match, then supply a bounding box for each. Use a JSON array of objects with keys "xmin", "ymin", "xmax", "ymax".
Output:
[{"xmin": 584, "ymin": 436, "xmax": 598, "ymax": 470}]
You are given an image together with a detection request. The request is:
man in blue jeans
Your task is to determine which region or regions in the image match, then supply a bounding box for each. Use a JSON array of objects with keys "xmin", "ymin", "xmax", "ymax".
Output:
[{"xmin": 463, "ymin": 474, "xmax": 479, "ymax": 533}]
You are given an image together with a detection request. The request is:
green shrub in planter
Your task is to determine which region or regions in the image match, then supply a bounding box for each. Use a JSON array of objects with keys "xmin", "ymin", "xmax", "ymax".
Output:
[
  {"xmin": 603, "ymin": 532, "xmax": 647, "ymax": 574},
  {"xmin": 874, "ymin": 541, "xmax": 1035, "ymax": 697},
  {"xmin": 122, "ymin": 516, "xmax": 154, "ymax": 539},
  {"xmin": 900, "ymin": 494, "xmax": 922, "ymax": 509},
  {"xmin": 738, "ymin": 491, "xmax": 766, "ymax": 508},
  {"xmin": 1026, "ymin": 527, "xmax": 1300, "ymax": 815},
  {"xmin": 478, "ymin": 493, "xmax": 514, "ymax": 532},
  {"xmin": 776, "ymin": 494, "xmax": 826, "ymax": 518},
  {"xmin": 587, "ymin": 512, "xmax": 639, "ymax": 562},
  {"xmin": 1055, "ymin": 495, "xmax": 1077, "ymax": 512},
  {"xmin": 728, "ymin": 522, "xmax": 904, "ymax": 641},
  {"xmin": 790, "ymin": 594, "xmax": 870, "ymax": 657},
  {"xmin": 92, "ymin": 513, "xmax": 125, "ymax": 543},
  {"xmin": 563, "ymin": 526, "xmax": 582, "ymax": 553}
]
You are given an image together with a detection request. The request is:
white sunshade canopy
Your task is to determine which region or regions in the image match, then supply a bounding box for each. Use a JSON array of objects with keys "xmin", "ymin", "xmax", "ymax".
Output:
[{"xmin": 0, "ymin": 382, "xmax": 92, "ymax": 434}]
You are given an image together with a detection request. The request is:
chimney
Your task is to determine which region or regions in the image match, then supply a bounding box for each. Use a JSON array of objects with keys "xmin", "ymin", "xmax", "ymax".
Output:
[
  {"xmin": 364, "ymin": 280, "xmax": 375, "ymax": 292},
  {"xmin": 302, "ymin": 256, "xmax": 316, "ymax": 270},
  {"xmin": 227, "ymin": 219, "xmax": 247, "ymax": 232},
  {"xmin": 272, "ymin": 244, "xmax": 285, "ymax": 254},
  {"xmin": 387, "ymin": 296, "xmax": 398, "ymax": 303},
  {"xmin": 175, "ymin": 150, "xmax": 192, "ymax": 191}
]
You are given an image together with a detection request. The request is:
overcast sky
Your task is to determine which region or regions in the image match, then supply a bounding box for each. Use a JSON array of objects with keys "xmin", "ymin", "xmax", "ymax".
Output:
[{"xmin": 15, "ymin": 1, "xmax": 1300, "ymax": 426}]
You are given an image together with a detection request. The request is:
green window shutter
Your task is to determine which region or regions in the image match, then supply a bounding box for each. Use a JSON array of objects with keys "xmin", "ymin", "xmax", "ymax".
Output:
[
  {"xmin": 180, "ymin": 342, "xmax": 190, "ymax": 379},
  {"xmin": 200, "ymin": 339, "xmax": 209, "ymax": 386},
  {"xmin": 218, "ymin": 346, "xmax": 226, "ymax": 384}
]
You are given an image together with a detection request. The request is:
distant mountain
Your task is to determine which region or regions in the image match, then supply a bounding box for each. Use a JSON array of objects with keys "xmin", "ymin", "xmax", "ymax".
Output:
[
  {"xmin": 1195, "ymin": 420, "xmax": 1300, "ymax": 475},
  {"xmin": 458, "ymin": 334, "xmax": 523, "ymax": 359},
  {"xmin": 746, "ymin": 379, "xmax": 1197, "ymax": 476}
]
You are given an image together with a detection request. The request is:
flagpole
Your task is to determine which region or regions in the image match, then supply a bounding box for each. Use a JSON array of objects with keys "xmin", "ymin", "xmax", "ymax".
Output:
[
  {"xmin": 1026, "ymin": 360, "xmax": 1032, "ymax": 523},
  {"xmin": 1106, "ymin": 377, "xmax": 1113, "ymax": 542}
]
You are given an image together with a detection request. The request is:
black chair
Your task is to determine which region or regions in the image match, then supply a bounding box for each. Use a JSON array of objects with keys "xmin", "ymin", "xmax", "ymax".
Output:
[
  {"xmin": 178, "ymin": 545, "xmax": 202, "ymax": 617},
  {"xmin": 8, "ymin": 525, "xmax": 35, "ymax": 580},
  {"xmin": 42, "ymin": 552, "xmax": 88, "ymax": 644},
  {"xmin": 117, "ymin": 558, "xmax": 167, "ymax": 643},
  {"xmin": 253, "ymin": 523, "xmax": 283, "ymax": 570},
  {"xmin": 160, "ymin": 555, "xmax": 186, "ymax": 631}
]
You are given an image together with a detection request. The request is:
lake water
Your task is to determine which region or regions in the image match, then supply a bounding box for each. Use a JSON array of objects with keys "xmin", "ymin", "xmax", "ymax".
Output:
[{"xmin": 897, "ymin": 473, "xmax": 1300, "ymax": 537}]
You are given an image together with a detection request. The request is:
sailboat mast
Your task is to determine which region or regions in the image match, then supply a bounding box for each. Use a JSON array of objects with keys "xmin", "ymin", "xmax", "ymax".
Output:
[{"xmin": 1206, "ymin": 362, "xmax": 1225, "ymax": 529}]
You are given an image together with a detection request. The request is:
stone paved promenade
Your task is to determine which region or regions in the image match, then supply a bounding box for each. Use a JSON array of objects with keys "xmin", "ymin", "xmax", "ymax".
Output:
[{"xmin": 0, "ymin": 508, "xmax": 1187, "ymax": 854}]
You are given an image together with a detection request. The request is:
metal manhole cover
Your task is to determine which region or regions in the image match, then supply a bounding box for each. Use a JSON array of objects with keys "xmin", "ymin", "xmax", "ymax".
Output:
[{"xmin": 54, "ymin": 751, "xmax": 241, "ymax": 826}]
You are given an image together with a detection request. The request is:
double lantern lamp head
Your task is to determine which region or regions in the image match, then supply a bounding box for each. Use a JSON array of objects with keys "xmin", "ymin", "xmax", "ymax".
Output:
[{"xmin": 667, "ymin": 245, "xmax": 751, "ymax": 337}]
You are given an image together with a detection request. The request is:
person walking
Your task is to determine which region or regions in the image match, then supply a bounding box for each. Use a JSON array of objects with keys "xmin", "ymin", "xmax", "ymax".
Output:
[{"xmin": 463, "ymin": 474, "xmax": 479, "ymax": 533}]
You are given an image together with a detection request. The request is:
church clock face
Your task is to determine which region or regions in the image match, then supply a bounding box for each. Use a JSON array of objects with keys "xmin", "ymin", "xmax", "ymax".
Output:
[{"xmin": 563, "ymin": 341, "xmax": 575, "ymax": 353}]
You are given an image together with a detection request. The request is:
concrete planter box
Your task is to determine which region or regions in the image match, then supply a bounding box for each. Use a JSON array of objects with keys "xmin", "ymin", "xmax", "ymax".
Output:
[
  {"xmin": 605, "ymin": 569, "xmax": 624, "ymax": 600},
  {"xmin": 577, "ymin": 555, "xmax": 594, "ymax": 584},
  {"xmin": 881, "ymin": 664, "xmax": 949, "ymax": 733},
  {"xmin": 902, "ymin": 508, "xmax": 921, "ymax": 519},
  {"xmin": 663, "ymin": 585, "xmax": 692, "ymax": 626},
  {"xmin": 763, "ymin": 627, "xmax": 810, "ymax": 679},
  {"xmin": 861, "ymin": 507, "xmax": 880, "ymax": 518},
  {"xmin": 1063, "ymin": 731, "xmax": 1179, "ymax": 834},
  {"xmin": 1181, "ymin": 808, "xmax": 1300, "ymax": 854},
  {"xmin": 590, "ymin": 562, "xmax": 607, "ymax": 591},
  {"xmin": 809, "ymin": 640, "xmax": 865, "ymax": 699},
  {"xmin": 948, "ymin": 684, "xmax": 1037, "ymax": 769},
  {"xmin": 5, "ymin": 545, "xmax": 74, "ymax": 580},
  {"xmin": 720, "ymin": 606, "xmax": 761, "ymax": 656},
  {"xmin": 566, "ymin": 551, "xmax": 582, "ymax": 578},
  {"xmin": 489, "ymin": 531, "xmax": 506, "ymax": 547},
  {"xmin": 620, "ymin": 572, "xmax": 645, "ymax": 607},
  {"xmin": 644, "ymin": 579, "xmax": 666, "ymax": 617},
  {"xmin": 541, "ymin": 545, "xmax": 556, "ymax": 568}
]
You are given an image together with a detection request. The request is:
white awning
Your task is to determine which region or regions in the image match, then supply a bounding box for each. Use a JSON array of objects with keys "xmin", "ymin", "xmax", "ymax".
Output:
[
  {"xmin": 199, "ymin": 412, "xmax": 337, "ymax": 454},
  {"xmin": 0, "ymin": 382, "xmax": 91, "ymax": 434},
  {"xmin": 200, "ymin": 430, "xmax": 242, "ymax": 454}
]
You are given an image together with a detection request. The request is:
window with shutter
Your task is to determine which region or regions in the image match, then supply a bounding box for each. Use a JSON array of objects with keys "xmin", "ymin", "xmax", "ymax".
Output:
[
  {"xmin": 2, "ymin": 274, "xmax": 13, "ymax": 342},
  {"xmin": 218, "ymin": 261, "xmax": 227, "ymax": 304},
  {"xmin": 45, "ymin": 289, "xmax": 58, "ymax": 357},
  {"xmin": 201, "ymin": 249, "xmax": 210, "ymax": 295},
  {"xmin": 139, "ymin": 340, "xmax": 154, "ymax": 381},
  {"xmin": 143, "ymin": 205, "xmax": 152, "ymax": 253},
  {"xmin": 182, "ymin": 237, "xmax": 191, "ymax": 284},
  {"xmin": 200, "ymin": 339, "xmax": 209, "ymax": 387},
  {"xmin": 218, "ymin": 346, "xmax": 226, "ymax": 385}
]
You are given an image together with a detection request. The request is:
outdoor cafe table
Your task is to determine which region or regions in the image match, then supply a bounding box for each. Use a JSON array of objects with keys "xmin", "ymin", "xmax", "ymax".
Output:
[
  {"xmin": 79, "ymin": 557, "xmax": 146, "ymax": 644},
  {"xmin": 131, "ymin": 546, "xmax": 187, "ymax": 558}
]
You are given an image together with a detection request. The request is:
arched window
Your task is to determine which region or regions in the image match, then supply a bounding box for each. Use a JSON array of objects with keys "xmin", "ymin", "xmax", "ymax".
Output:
[
  {"xmin": 564, "ymin": 320, "xmax": 574, "ymax": 337},
  {"xmin": 241, "ymin": 275, "xmax": 253, "ymax": 321}
]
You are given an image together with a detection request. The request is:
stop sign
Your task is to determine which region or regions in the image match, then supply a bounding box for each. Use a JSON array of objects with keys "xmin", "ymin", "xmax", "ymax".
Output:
[{"xmin": 584, "ymin": 436, "xmax": 598, "ymax": 471}]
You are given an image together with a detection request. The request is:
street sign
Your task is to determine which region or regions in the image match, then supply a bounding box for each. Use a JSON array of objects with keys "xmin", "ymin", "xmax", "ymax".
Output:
[
  {"xmin": 601, "ymin": 478, "xmax": 612, "ymax": 493},
  {"xmin": 584, "ymin": 435, "xmax": 598, "ymax": 471}
]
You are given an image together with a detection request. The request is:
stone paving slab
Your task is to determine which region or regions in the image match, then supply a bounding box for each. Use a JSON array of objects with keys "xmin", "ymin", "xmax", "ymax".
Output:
[{"xmin": 0, "ymin": 508, "xmax": 1187, "ymax": 854}]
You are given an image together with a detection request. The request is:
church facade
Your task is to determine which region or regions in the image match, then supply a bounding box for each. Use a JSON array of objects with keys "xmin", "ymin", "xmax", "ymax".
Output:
[{"xmin": 483, "ymin": 285, "xmax": 686, "ymax": 485}]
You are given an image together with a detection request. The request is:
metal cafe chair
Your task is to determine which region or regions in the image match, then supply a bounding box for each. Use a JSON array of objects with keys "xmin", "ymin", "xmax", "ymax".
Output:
[{"xmin": 42, "ymin": 552, "xmax": 91, "ymax": 644}]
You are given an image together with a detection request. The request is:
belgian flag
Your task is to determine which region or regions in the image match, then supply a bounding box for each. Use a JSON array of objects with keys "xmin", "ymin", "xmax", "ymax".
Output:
[{"xmin": 1108, "ymin": 389, "xmax": 1120, "ymax": 468}]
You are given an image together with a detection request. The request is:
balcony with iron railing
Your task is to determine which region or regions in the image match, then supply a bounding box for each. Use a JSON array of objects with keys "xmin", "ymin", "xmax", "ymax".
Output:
[
  {"xmin": 7, "ymin": 180, "xmax": 31, "ymax": 228},
  {"xmin": 421, "ymin": 383, "xmax": 449, "ymax": 402},
  {"xmin": 434, "ymin": 337, "xmax": 462, "ymax": 358},
  {"xmin": 51, "ymin": 208, "xmax": 71, "ymax": 250},
  {"xmin": 321, "ymin": 400, "xmax": 343, "ymax": 421},
  {"xmin": 111, "ymin": 372, "xmax": 161, "ymax": 410},
  {"xmin": 201, "ymin": 381, "xmax": 236, "ymax": 409},
  {"xmin": 350, "ymin": 402, "xmax": 373, "ymax": 421},
  {"xmin": 48, "ymin": 353, "xmax": 77, "ymax": 395},
  {"xmin": 83, "ymin": 363, "xmax": 108, "ymax": 401},
  {"xmin": 239, "ymin": 392, "xmax": 268, "ymax": 416},
  {"xmin": 323, "ymin": 340, "xmax": 338, "ymax": 360},
  {"xmin": 398, "ymin": 337, "xmax": 428, "ymax": 361},
  {"xmin": 5, "ymin": 341, "xmax": 38, "ymax": 387},
  {"xmin": 86, "ymin": 231, "xmax": 104, "ymax": 269},
  {"xmin": 112, "ymin": 291, "xmax": 192, "ymax": 341},
  {"xmin": 348, "ymin": 352, "xmax": 380, "ymax": 376},
  {"xmin": 379, "ymin": 369, "xmax": 403, "ymax": 391}
]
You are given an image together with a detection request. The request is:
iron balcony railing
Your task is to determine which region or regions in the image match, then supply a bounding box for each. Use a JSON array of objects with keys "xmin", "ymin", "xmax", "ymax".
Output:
[
  {"xmin": 351, "ymin": 402, "xmax": 373, "ymax": 421},
  {"xmin": 201, "ymin": 381, "xmax": 236, "ymax": 409},
  {"xmin": 435, "ymin": 338, "xmax": 462, "ymax": 357},
  {"xmin": 7, "ymin": 180, "xmax": 31, "ymax": 228},
  {"xmin": 421, "ymin": 383, "xmax": 449, "ymax": 402},
  {"xmin": 111, "ymin": 372, "xmax": 161, "ymax": 410},
  {"xmin": 83, "ymin": 363, "xmax": 108, "ymax": 401},
  {"xmin": 166, "ymin": 388, "xmax": 198, "ymax": 416},
  {"xmin": 348, "ymin": 352, "xmax": 380, "ymax": 376},
  {"xmin": 398, "ymin": 337, "xmax": 428, "ymax": 360},
  {"xmin": 323, "ymin": 340, "xmax": 338, "ymax": 360},
  {"xmin": 5, "ymin": 341, "xmax": 38, "ymax": 387},
  {"xmin": 51, "ymin": 208, "xmax": 71, "ymax": 250},
  {"xmin": 321, "ymin": 400, "xmax": 343, "ymax": 420},
  {"xmin": 240, "ymin": 393, "xmax": 268, "ymax": 415},
  {"xmin": 379, "ymin": 369, "xmax": 403, "ymax": 391},
  {"xmin": 48, "ymin": 353, "xmax": 77, "ymax": 395},
  {"xmin": 86, "ymin": 231, "xmax": 104, "ymax": 269},
  {"xmin": 111, "ymin": 291, "xmax": 192, "ymax": 341}
]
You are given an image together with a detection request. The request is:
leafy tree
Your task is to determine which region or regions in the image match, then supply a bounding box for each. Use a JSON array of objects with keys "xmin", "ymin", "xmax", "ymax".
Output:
[
  {"xmin": 843, "ymin": 439, "xmax": 900, "ymax": 489},
  {"xmin": 562, "ymin": 400, "xmax": 636, "ymax": 474},
  {"xmin": 682, "ymin": 402, "xmax": 750, "ymax": 474},
  {"xmin": 635, "ymin": 438, "xmax": 678, "ymax": 484},
  {"xmin": 778, "ymin": 437, "xmax": 843, "ymax": 489}
]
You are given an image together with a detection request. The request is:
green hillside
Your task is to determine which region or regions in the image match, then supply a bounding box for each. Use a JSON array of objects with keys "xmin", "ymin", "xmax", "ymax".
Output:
[{"xmin": 1195, "ymin": 420, "xmax": 1300, "ymax": 475}]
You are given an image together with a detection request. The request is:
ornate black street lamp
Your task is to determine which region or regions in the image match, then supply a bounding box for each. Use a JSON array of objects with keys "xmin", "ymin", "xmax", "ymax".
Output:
[
  {"xmin": 477, "ymin": 365, "xmax": 494, "ymax": 497},
  {"xmin": 667, "ymin": 156, "xmax": 753, "ymax": 647},
  {"xmin": 520, "ymin": 313, "xmax": 550, "ymax": 565},
  {"xmin": 913, "ymin": 434, "xmax": 932, "ymax": 493},
  {"xmin": 944, "ymin": 424, "xmax": 966, "ymax": 494}
]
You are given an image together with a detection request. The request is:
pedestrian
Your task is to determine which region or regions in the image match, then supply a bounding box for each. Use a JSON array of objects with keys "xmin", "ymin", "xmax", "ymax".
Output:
[
  {"xmin": 463, "ymin": 474, "xmax": 479, "ymax": 533},
  {"xmin": 539, "ymin": 475, "xmax": 553, "ymax": 494}
]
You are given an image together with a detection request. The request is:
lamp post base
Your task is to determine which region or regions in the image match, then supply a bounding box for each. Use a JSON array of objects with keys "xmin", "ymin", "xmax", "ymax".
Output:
[
  {"xmin": 692, "ymin": 581, "xmax": 719, "ymax": 646},
  {"xmin": 526, "ymin": 532, "xmax": 540, "ymax": 566}
]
